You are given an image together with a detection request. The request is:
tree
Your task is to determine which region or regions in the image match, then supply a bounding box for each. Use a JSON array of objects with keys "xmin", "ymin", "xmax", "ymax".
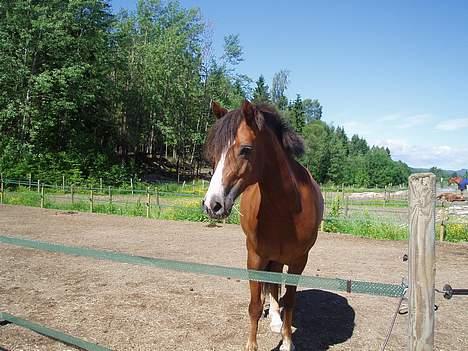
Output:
[
  {"xmin": 429, "ymin": 166, "xmax": 444, "ymax": 180},
  {"xmin": 288, "ymin": 94, "xmax": 305, "ymax": 133},
  {"xmin": 271, "ymin": 70, "xmax": 289, "ymax": 110},
  {"xmin": 252, "ymin": 75, "xmax": 271, "ymax": 103},
  {"xmin": 222, "ymin": 34, "xmax": 244, "ymax": 66},
  {"xmin": 349, "ymin": 135, "xmax": 369, "ymax": 156},
  {"xmin": 301, "ymin": 121, "xmax": 331, "ymax": 183},
  {"xmin": 0, "ymin": 0, "xmax": 118, "ymax": 181},
  {"xmin": 303, "ymin": 98, "xmax": 322, "ymax": 122}
]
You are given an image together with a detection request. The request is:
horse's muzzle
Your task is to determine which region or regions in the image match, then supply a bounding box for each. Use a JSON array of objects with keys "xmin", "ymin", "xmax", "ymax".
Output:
[{"xmin": 202, "ymin": 195, "xmax": 232, "ymax": 219}]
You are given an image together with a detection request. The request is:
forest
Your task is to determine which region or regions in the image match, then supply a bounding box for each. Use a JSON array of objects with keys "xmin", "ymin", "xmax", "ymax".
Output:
[{"xmin": 0, "ymin": 0, "xmax": 411, "ymax": 187}]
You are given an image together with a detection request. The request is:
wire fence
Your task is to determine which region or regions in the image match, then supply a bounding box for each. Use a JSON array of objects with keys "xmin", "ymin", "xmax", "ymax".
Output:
[{"xmin": 1, "ymin": 177, "xmax": 467, "ymax": 240}]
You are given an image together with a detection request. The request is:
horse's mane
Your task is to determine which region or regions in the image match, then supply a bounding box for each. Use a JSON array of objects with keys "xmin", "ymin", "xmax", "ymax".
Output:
[{"xmin": 205, "ymin": 103, "xmax": 304, "ymax": 162}]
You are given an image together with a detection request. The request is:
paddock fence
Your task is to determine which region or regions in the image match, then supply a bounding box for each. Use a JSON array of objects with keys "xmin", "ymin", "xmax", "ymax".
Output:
[
  {"xmin": 1, "ymin": 173, "xmax": 463, "ymax": 350},
  {"xmin": 2, "ymin": 175, "xmax": 467, "ymax": 242}
]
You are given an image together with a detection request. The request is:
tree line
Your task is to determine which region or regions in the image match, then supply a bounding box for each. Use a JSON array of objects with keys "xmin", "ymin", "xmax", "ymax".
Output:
[{"xmin": 0, "ymin": 0, "xmax": 410, "ymax": 187}]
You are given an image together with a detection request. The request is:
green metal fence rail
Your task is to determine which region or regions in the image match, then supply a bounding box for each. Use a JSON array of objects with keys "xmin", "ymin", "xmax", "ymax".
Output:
[
  {"xmin": 0, "ymin": 235, "xmax": 406, "ymax": 298},
  {"xmin": 0, "ymin": 234, "xmax": 406, "ymax": 350},
  {"xmin": 0, "ymin": 312, "xmax": 111, "ymax": 351}
]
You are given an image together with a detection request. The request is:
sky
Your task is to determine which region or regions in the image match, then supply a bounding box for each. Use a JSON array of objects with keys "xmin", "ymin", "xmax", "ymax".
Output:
[{"xmin": 111, "ymin": 0, "xmax": 468, "ymax": 170}]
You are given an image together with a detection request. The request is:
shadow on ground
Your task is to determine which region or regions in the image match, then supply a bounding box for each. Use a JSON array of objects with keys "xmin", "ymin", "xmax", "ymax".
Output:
[{"xmin": 272, "ymin": 289, "xmax": 355, "ymax": 351}]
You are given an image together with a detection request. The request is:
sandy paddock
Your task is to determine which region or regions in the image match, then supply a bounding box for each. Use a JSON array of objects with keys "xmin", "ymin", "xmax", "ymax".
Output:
[{"xmin": 0, "ymin": 205, "xmax": 467, "ymax": 351}]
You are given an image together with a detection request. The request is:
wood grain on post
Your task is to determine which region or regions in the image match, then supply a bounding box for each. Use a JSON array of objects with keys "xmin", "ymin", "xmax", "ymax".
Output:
[{"xmin": 408, "ymin": 173, "xmax": 436, "ymax": 351}]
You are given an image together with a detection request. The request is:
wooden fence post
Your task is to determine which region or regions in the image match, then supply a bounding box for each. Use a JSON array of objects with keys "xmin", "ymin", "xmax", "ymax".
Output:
[
  {"xmin": 108, "ymin": 186, "xmax": 112, "ymax": 210},
  {"xmin": 439, "ymin": 203, "xmax": 447, "ymax": 242},
  {"xmin": 28, "ymin": 173, "xmax": 32, "ymax": 190},
  {"xmin": 146, "ymin": 187, "xmax": 151, "ymax": 218},
  {"xmin": 71, "ymin": 184, "xmax": 74, "ymax": 205},
  {"xmin": 384, "ymin": 185, "xmax": 388, "ymax": 207},
  {"xmin": 100, "ymin": 178, "xmax": 103, "ymax": 194},
  {"xmin": 156, "ymin": 188, "xmax": 161, "ymax": 217},
  {"xmin": 408, "ymin": 173, "xmax": 436, "ymax": 351},
  {"xmin": 345, "ymin": 195, "xmax": 349, "ymax": 217},
  {"xmin": 0, "ymin": 179, "xmax": 4, "ymax": 204},
  {"xmin": 37, "ymin": 179, "xmax": 40, "ymax": 193},
  {"xmin": 130, "ymin": 178, "xmax": 134, "ymax": 196},
  {"xmin": 62, "ymin": 175, "xmax": 65, "ymax": 193},
  {"xmin": 89, "ymin": 190, "xmax": 94, "ymax": 213},
  {"xmin": 40, "ymin": 186, "xmax": 44, "ymax": 208}
]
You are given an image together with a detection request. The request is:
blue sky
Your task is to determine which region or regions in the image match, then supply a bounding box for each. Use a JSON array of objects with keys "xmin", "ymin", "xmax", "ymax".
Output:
[{"xmin": 111, "ymin": 0, "xmax": 468, "ymax": 170}]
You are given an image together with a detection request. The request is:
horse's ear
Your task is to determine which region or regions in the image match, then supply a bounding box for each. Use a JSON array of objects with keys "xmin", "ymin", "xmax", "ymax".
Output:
[
  {"xmin": 241, "ymin": 100, "xmax": 263, "ymax": 130},
  {"xmin": 211, "ymin": 101, "xmax": 228, "ymax": 119}
]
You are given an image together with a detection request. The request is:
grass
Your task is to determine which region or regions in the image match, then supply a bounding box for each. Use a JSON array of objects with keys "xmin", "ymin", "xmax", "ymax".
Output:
[
  {"xmin": 1, "ymin": 188, "xmax": 466, "ymax": 243},
  {"xmin": 323, "ymin": 215, "xmax": 408, "ymax": 240}
]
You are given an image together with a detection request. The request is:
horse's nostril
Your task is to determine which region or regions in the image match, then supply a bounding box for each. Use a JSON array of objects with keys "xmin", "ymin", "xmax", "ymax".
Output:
[{"xmin": 213, "ymin": 201, "xmax": 222, "ymax": 213}]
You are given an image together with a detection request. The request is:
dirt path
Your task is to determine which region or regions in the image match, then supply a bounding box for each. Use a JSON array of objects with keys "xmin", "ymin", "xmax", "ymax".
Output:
[{"xmin": 0, "ymin": 205, "xmax": 467, "ymax": 351}]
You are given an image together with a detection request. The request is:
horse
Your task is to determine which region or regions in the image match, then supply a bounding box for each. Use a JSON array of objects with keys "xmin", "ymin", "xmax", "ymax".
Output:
[
  {"xmin": 448, "ymin": 176, "xmax": 468, "ymax": 193},
  {"xmin": 202, "ymin": 100, "xmax": 324, "ymax": 351},
  {"xmin": 437, "ymin": 192, "xmax": 466, "ymax": 202}
]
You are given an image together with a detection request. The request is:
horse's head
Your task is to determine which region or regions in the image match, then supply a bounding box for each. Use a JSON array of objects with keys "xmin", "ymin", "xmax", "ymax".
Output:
[
  {"xmin": 202, "ymin": 100, "xmax": 265, "ymax": 219},
  {"xmin": 448, "ymin": 176, "xmax": 461, "ymax": 185}
]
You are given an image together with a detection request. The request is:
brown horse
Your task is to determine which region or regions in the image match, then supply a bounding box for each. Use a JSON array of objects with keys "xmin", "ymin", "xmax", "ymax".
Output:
[
  {"xmin": 448, "ymin": 176, "xmax": 468, "ymax": 193},
  {"xmin": 202, "ymin": 100, "xmax": 324, "ymax": 351}
]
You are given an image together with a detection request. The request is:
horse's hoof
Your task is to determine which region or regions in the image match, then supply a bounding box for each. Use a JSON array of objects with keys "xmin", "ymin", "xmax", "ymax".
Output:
[
  {"xmin": 270, "ymin": 321, "xmax": 282, "ymax": 334},
  {"xmin": 279, "ymin": 342, "xmax": 295, "ymax": 351},
  {"xmin": 245, "ymin": 342, "xmax": 258, "ymax": 351}
]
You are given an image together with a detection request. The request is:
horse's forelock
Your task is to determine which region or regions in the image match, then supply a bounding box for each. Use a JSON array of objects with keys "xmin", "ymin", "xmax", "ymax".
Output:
[
  {"xmin": 204, "ymin": 103, "xmax": 304, "ymax": 162},
  {"xmin": 205, "ymin": 109, "xmax": 242, "ymax": 163}
]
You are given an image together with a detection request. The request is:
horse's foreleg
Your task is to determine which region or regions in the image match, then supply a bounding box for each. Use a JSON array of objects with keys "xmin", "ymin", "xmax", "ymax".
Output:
[
  {"xmin": 246, "ymin": 252, "xmax": 268, "ymax": 351},
  {"xmin": 280, "ymin": 256, "xmax": 308, "ymax": 351},
  {"xmin": 268, "ymin": 261, "xmax": 284, "ymax": 333}
]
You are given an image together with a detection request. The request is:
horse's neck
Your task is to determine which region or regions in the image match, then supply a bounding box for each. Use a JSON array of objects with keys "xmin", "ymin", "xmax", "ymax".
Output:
[{"xmin": 258, "ymin": 133, "xmax": 300, "ymax": 213}]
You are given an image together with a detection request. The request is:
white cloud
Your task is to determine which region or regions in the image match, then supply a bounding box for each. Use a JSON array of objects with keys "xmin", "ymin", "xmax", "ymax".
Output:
[
  {"xmin": 377, "ymin": 113, "xmax": 432, "ymax": 129},
  {"xmin": 397, "ymin": 114, "xmax": 432, "ymax": 129},
  {"xmin": 341, "ymin": 121, "xmax": 373, "ymax": 137},
  {"xmin": 435, "ymin": 118, "xmax": 468, "ymax": 131},
  {"xmin": 380, "ymin": 113, "xmax": 402, "ymax": 122},
  {"xmin": 376, "ymin": 139, "xmax": 468, "ymax": 169}
]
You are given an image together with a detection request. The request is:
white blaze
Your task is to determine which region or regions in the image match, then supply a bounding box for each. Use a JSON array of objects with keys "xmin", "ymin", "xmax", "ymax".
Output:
[{"xmin": 205, "ymin": 148, "xmax": 228, "ymax": 206}]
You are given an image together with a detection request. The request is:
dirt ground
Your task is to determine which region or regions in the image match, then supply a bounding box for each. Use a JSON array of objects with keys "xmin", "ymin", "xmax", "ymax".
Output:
[{"xmin": 0, "ymin": 205, "xmax": 467, "ymax": 351}]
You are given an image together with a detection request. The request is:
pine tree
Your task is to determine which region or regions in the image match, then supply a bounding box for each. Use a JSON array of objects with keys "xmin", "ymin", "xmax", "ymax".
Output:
[{"xmin": 252, "ymin": 75, "xmax": 271, "ymax": 103}]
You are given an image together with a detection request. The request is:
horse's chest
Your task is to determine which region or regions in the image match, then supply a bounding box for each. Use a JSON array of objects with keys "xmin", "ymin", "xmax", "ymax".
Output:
[{"xmin": 242, "ymin": 215, "xmax": 315, "ymax": 262}]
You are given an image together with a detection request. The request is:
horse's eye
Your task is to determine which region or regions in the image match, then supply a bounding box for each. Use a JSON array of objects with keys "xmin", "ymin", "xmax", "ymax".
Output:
[{"xmin": 239, "ymin": 146, "xmax": 253, "ymax": 157}]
